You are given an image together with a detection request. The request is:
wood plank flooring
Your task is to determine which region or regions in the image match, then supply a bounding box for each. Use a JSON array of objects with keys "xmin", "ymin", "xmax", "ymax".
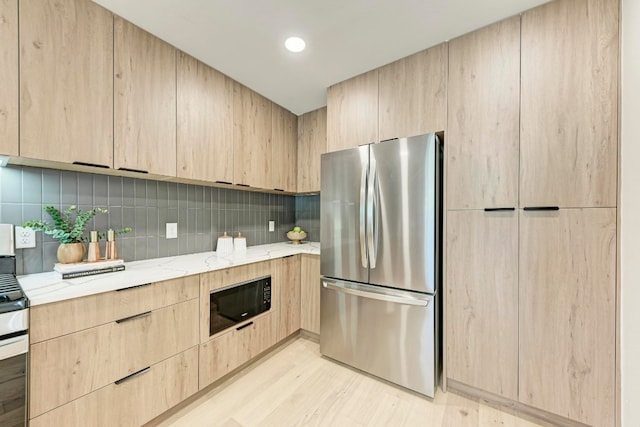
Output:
[{"xmin": 149, "ymin": 337, "xmax": 546, "ymax": 427}]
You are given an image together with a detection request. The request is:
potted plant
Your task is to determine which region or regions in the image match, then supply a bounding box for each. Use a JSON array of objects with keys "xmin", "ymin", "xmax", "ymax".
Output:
[{"xmin": 23, "ymin": 206, "xmax": 128, "ymax": 264}]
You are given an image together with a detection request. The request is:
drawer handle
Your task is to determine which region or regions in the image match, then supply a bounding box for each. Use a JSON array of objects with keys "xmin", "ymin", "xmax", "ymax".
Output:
[
  {"xmin": 115, "ymin": 311, "xmax": 151, "ymax": 324},
  {"xmin": 236, "ymin": 321, "xmax": 254, "ymax": 331},
  {"xmin": 116, "ymin": 283, "xmax": 152, "ymax": 292},
  {"xmin": 115, "ymin": 367, "xmax": 151, "ymax": 385},
  {"xmin": 484, "ymin": 207, "xmax": 515, "ymax": 212},
  {"xmin": 523, "ymin": 206, "xmax": 559, "ymax": 211},
  {"xmin": 118, "ymin": 167, "xmax": 149, "ymax": 174}
]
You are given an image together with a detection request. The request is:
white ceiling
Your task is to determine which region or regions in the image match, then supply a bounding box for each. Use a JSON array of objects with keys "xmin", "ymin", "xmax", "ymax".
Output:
[{"xmin": 92, "ymin": 0, "xmax": 549, "ymax": 115}]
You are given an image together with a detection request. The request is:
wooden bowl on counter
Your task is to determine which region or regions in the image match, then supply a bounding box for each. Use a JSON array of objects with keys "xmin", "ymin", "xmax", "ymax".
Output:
[{"xmin": 286, "ymin": 231, "xmax": 307, "ymax": 244}]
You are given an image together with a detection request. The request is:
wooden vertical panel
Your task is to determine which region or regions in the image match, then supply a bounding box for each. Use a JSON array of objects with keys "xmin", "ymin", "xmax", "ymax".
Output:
[
  {"xmin": 300, "ymin": 254, "xmax": 321, "ymax": 335},
  {"xmin": 272, "ymin": 104, "xmax": 298, "ymax": 192},
  {"xmin": 0, "ymin": 0, "xmax": 17, "ymax": 157},
  {"xmin": 378, "ymin": 43, "xmax": 448, "ymax": 140},
  {"xmin": 177, "ymin": 52, "xmax": 233, "ymax": 183},
  {"xmin": 20, "ymin": 0, "xmax": 113, "ymax": 166},
  {"xmin": 233, "ymin": 83, "xmax": 272, "ymax": 188},
  {"xmin": 446, "ymin": 210, "xmax": 518, "ymax": 399},
  {"xmin": 275, "ymin": 255, "xmax": 301, "ymax": 341},
  {"xmin": 327, "ymin": 69, "xmax": 378, "ymax": 153},
  {"xmin": 519, "ymin": 208, "xmax": 616, "ymax": 427},
  {"xmin": 297, "ymin": 107, "xmax": 326, "ymax": 193},
  {"xmin": 447, "ymin": 17, "xmax": 520, "ymax": 210},
  {"xmin": 520, "ymin": 0, "xmax": 618, "ymax": 208},
  {"xmin": 114, "ymin": 18, "xmax": 176, "ymax": 176}
]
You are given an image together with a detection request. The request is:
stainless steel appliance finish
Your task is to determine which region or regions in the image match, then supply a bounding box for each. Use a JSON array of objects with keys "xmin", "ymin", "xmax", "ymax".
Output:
[
  {"xmin": 321, "ymin": 279, "xmax": 435, "ymax": 397},
  {"xmin": 320, "ymin": 133, "xmax": 441, "ymax": 397}
]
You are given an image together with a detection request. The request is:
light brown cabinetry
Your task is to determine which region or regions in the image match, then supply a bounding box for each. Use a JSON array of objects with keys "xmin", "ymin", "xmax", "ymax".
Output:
[
  {"xmin": 114, "ymin": 17, "xmax": 176, "ymax": 176},
  {"xmin": 274, "ymin": 255, "xmax": 301, "ymax": 341},
  {"xmin": 20, "ymin": 0, "xmax": 113, "ymax": 166},
  {"xmin": 447, "ymin": 17, "xmax": 520, "ymax": 210},
  {"xmin": 297, "ymin": 107, "xmax": 326, "ymax": 193},
  {"xmin": 519, "ymin": 208, "xmax": 616, "ymax": 426},
  {"xmin": 378, "ymin": 44, "xmax": 447, "ymax": 141},
  {"xmin": 177, "ymin": 52, "xmax": 233, "ymax": 183},
  {"xmin": 272, "ymin": 104, "xmax": 298, "ymax": 192},
  {"xmin": 300, "ymin": 254, "xmax": 321, "ymax": 335},
  {"xmin": 233, "ymin": 83, "xmax": 272, "ymax": 188},
  {"xmin": 0, "ymin": 0, "xmax": 18, "ymax": 157},
  {"xmin": 30, "ymin": 347, "xmax": 198, "ymax": 427},
  {"xmin": 446, "ymin": 210, "xmax": 518, "ymax": 399},
  {"xmin": 327, "ymin": 69, "xmax": 378, "ymax": 153},
  {"xmin": 520, "ymin": 0, "xmax": 618, "ymax": 208}
]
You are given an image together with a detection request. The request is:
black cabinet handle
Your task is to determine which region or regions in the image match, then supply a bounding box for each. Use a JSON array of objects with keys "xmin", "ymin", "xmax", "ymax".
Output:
[
  {"xmin": 523, "ymin": 206, "xmax": 559, "ymax": 211},
  {"xmin": 484, "ymin": 208, "xmax": 515, "ymax": 212},
  {"xmin": 274, "ymin": 188, "xmax": 285, "ymax": 192},
  {"xmin": 115, "ymin": 311, "xmax": 151, "ymax": 324},
  {"xmin": 118, "ymin": 167, "xmax": 149, "ymax": 174},
  {"xmin": 236, "ymin": 321, "xmax": 254, "ymax": 331},
  {"xmin": 115, "ymin": 367, "xmax": 151, "ymax": 385},
  {"xmin": 116, "ymin": 283, "xmax": 151, "ymax": 292},
  {"xmin": 216, "ymin": 180, "xmax": 232, "ymax": 185},
  {"xmin": 236, "ymin": 183, "xmax": 250, "ymax": 187},
  {"xmin": 73, "ymin": 161, "xmax": 109, "ymax": 169}
]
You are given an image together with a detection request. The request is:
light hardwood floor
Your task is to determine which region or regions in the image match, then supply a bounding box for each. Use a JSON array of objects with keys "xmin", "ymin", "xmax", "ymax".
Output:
[{"xmin": 150, "ymin": 337, "xmax": 546, "ymax": 427}]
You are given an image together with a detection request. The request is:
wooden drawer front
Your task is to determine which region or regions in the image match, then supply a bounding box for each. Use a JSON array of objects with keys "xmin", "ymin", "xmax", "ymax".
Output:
[
  {"xmin": 199, "ymin": 312, "xmax": 275, "ymax": 389},
  {"xmin": 200, "ymin": 261, "xmax": 271, "ymax": 343},
  {"xmin": 30, "ymin": 346, "xmax": 198, "ymax": 427},
  {"xmin": 31, "ymin": 275, "xmax": 199, "ymax": 343},
  {"xmin": 30, "ymin": 299, "xmax": 198, "ymax": 418}
]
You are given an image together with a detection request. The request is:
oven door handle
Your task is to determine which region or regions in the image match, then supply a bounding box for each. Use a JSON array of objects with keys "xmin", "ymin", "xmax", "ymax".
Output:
[{"xmin": 0, "ymin": 333, "xmax": 28, "ymax": 361}]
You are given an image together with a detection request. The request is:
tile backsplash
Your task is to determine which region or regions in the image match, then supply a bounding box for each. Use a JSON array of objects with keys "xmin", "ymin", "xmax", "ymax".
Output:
[{"xmin": 0, "ymin": 165, "xmax": 319, "ymax": 275}]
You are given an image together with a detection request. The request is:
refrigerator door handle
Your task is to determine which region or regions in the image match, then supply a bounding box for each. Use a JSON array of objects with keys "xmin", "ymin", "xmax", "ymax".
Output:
[
  {"xmin": 359, "ymin": 164, "xmax": 368, "ymax": 269},
  {"xmin": 367, "ymin": 155, "xmax": 377, "ymax": 269},
  {"xmin": 322, "ymin": 280, "xmax": 429, "ymax": 307}
]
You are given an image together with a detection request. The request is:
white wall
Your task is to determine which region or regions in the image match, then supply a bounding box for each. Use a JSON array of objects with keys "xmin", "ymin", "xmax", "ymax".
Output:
[{"xmin": 621, "ymin": 0, "xmax": 640, "ymax": 425}]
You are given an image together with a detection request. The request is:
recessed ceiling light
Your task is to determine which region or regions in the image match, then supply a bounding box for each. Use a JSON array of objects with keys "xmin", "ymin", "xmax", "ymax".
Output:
[{"xmin": 285, "ymin": 36, "xmax": 306, "ymax": 53}]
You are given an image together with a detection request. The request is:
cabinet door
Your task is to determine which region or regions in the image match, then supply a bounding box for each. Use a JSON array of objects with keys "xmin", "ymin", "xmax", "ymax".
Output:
[
  {"xmin": 447, "ymin": 17, "xmax": 520, "ymax": 210},
  {"xmin": 519, "ymin": 208, "xmax": 616, "ymax": 427},
  {"xmin": 297, "ymin": 107, "xmax": 326, "ymax": 193},
  {"xmin": 272, "ymin": 104, "xmax": 298, "ymax": 192},
  {"xmin": 177, "ymin": 52, "xmax": 233, "ymax": 183},
  {"xmin": 446, "ymin": 210, "xmax": 518, "ymax": 399},
  {"xmin": 20, "ymin": 0, "xmax": 113, "ymax": 166},
  {"xmin": 300, "ymin": 254, "xmax": 320, "ymax": 335},
  {"xmin": 275, "ymin": 255, "xmax": 301, "ymax": 341},
  {"xmin": 327, "ymin": 69, "xmax": 378, "ymax": 153},
  {"xmin": 0, "ymin": 0, "xmax": 17, "ymax": 157},
  {"xmin": 233, "ymin": 83, "xmax": 272, "ymax": 188},
  {"xmin": 520, "ymin": 0, "xmax": 618, "ymax": 208},
  {"xmin": 114, "ymin": 18, "xmax": 176, "ymax": 176},
  {"xmin": 378, "ymin": 43, "xmax": 447, "ymax": 141}
]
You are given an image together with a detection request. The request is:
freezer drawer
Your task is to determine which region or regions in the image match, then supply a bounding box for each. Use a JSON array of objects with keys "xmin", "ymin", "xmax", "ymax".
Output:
[{"xmin": 320, "ymin": 278, "xmax": 436, "ymax": 397}]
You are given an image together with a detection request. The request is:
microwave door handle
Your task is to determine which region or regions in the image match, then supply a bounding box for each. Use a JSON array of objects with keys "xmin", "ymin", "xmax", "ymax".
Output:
[
  {"xmin": 367, "ymin": 155, "xmax": 377, "ymax": 269},
  {"xmin": 359, "ymin": 162, "xmax": 368, "ymax": 269}
]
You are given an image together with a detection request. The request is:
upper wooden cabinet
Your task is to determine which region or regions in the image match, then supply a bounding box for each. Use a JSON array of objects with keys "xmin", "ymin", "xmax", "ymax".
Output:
[
  {"xmin": 520, "ymin": 0, "xmax": 618, "ymax": 208},
  {"xmin": 297, "ymin": 107, "xmax": 326, "ymax": 193},
  {"xmin": 378, "ymin": 44, "xmax": 447, "ymax": 141},
  {"xmin": 447, "ymin": 17, "xmax": 520, "ymax": 210},
  {"xmin": 114, "ymin": 18, "xmax": 176, "ymax": 176},
  {"xmin": 327, "ymin": 69, "xmax": 378, "ymax": 153},
  {"xmin": 233, "ymin": 83, "xmax": 272, "ymax": 188},
  {"xmin": 20, "ymin": 0, "xmax": 113, "ymax": 167},
  {"xmin": 0, "ymin": 0, "xmax": 18, "ymax": 157},
  {"xmin": 177, "ymin": 52, "xmax": 233, "ymax": 183},
  {"xmin": 519, "ymin": 208, "xmax": 616, "ymax": 427},
  {"xmin": 272, "ymin": 104, "xmax": 298, "ymax": 192}
]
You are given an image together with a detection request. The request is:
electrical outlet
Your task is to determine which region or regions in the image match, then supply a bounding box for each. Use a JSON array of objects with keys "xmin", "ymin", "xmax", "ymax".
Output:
[
  {"xmin": 15, "ymin": 226, "xmax": 36, "ymax": 249},
  {"xmin": 268, "ymin": 220, "xmax": 275, "ymax": 232},
  {"xmin": 166, "ymin": 223, "xmax": 178, "ymax": 239}
]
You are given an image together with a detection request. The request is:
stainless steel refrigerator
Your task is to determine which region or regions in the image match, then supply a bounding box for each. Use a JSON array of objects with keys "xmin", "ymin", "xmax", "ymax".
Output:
[{"xmin": 319, "ymin": 132, "xmax": 441, "ymax": 397}]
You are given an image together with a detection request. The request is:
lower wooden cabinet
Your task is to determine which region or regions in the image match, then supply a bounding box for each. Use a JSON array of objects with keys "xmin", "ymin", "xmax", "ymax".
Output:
[
  {"xmin": 274, "ymin": 255, "xmax": 301, "ymax": 341},
  {"xmin": 199, "ymin": 312, "xmax": 276, "ymax": 388},
  {"xmin": 300, "ymin": 254, "xmax": 320, "ymax": 335},
  {"xmin": 29, "ymin": 346, "xmax": 199, "ymax": 427}
]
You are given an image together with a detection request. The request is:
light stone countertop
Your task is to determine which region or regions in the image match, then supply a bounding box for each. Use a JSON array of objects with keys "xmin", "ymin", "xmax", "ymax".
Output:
[{"xmin": 19, "ymin": 241, "xmax": 320, "ymax": 306}]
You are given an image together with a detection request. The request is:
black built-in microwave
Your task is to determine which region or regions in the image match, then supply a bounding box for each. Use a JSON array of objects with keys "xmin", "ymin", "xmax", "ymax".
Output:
[{"xmin": 209, "ymin": 275, "xmax": 271, "ymax": 336}]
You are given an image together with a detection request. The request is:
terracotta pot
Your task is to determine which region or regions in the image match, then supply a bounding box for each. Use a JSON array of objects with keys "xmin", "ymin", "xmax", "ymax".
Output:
[{"xmin": 57, "ymin": 243, "xmax": 86, "ymax": 264}]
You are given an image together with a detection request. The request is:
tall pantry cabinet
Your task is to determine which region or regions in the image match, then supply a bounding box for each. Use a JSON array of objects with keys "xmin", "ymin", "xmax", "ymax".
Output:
[
  {"xmin": 445, "ymin": 0, "xmax": 618, "ymax": 426},
  {"xmin": 0, "ymin": 0, "xmax": 18, "ymax": 157}
]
